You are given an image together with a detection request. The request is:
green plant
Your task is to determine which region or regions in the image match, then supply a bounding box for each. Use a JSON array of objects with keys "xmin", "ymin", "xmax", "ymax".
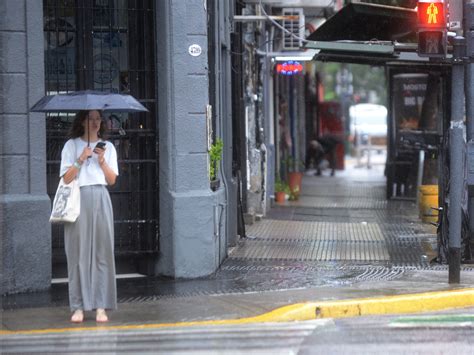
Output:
[
  {"xmin": 275, "ymin": 179, "xmax": 290, "ymax": 194},
  {"xmin": 288, "ymin": 184, "xmax": 300, "ymax": 201},
  {"xmin": 284, "ymin": 156, "xmax": 305, "ymax": 172},
  {"xmin": 209, "ymin": 138, "xmax": 224, "ymax": 181}
]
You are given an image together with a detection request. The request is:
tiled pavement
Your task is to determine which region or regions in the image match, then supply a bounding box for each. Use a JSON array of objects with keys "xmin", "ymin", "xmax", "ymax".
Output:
[{"xmin": 233, "ymin": 155, "xmax": 436, "ymax": 266}]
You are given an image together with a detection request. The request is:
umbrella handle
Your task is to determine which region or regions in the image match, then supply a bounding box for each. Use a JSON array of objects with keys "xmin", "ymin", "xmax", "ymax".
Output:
[{"xmin": 87, "ymin": 114, "xmax": 91, "ymax": 157}]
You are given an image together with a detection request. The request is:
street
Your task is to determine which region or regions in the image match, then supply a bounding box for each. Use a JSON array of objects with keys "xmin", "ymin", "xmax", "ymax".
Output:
[{"xmin": 3, "ymin": 311, "xmax": 473, "ymax": 354}]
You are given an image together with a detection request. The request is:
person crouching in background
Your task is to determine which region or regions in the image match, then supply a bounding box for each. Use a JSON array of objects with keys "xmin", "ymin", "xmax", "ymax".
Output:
[{"xmin": 305, "ymin": 134, "xmax": 342, "ymax": 176}]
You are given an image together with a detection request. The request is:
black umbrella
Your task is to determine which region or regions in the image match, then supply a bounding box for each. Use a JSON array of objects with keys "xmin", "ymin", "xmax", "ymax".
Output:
[{"xmin": 31, "ymin": 90, "xmax": 148, "ymax": 145}]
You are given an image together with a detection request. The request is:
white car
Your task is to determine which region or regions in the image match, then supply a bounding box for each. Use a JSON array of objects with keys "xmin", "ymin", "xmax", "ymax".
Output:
[{"xmin": 349, "ymin": 103, "xmax": 388, "ymax": 148}]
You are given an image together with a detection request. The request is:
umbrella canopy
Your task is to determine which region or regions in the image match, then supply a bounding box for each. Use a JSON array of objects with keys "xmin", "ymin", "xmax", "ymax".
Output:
[{"xmin": 30, "ymin": 90, "xmax": 148, "ymax": 113}]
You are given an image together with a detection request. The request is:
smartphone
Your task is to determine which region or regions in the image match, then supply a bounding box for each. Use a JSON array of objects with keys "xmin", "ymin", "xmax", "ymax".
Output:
[{"xmin": 95, "ymin": 142, "xmax": 106, "ymax": 149}]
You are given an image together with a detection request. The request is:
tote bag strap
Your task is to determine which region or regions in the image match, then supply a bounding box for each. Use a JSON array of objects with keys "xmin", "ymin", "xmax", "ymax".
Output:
[
  {"xmin": 60, "ymin": 139, "xmax": 82, "ymax": 180},
  {"xmin": 73, "ymin": 139, "xmax": 81, "ymax": 180}
]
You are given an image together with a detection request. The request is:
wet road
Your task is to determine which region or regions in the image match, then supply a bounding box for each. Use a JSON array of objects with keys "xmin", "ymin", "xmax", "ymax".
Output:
[
  {"xmin": 3, "ymin": 309, "xmax": 473, "ymax": 354},
  {"xmin": 1, "ymin": 321, "xmax": 330, "ymax": 354}
]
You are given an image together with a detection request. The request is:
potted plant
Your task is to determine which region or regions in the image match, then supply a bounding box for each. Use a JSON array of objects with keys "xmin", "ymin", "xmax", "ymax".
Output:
[
  {"xmin": 274, "ymin": 179, "xmax": 289, "ymax": 203},
  {"xmin": 285, "ymin": 156, "xmax": 305, "ymax": 200},
  {"xmin": 209, "ymin": 138, "xmax": 224, "ymax": 191},
  {"xmin": 288, "ymin": 184, "xmax": 300, "ymax": 201}
]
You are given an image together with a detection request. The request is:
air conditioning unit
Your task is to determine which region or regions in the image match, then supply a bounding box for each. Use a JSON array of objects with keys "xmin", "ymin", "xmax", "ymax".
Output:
[{"xmin": 282, "ymin": 8, "xmax": 305, "ymax": 50}]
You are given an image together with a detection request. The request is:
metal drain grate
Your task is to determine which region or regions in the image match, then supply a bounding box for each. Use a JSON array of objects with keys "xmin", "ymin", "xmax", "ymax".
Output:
[
  {"xmin": 240, "ymin": 220, "xmax": 428, "ymax": 264},
  {"xmin": 301, "ymin": 184, "xmax": 386, "ymax": 199},
  {"xmin": 229, "ymin": 239, "xmax": 422, "ymax": 263},
  {"xmin": 247, "ymin": 220, "xmax": 420, "ymax": 241},
  {"xmin": 117, "ymin": 263, "xmax": 412, "ymax": 303},
  {"xmin": 268, "ymin": 206, "xmax": 422, "ymax": 224},
  {"xmin": 113, "ymin": 261, "xmax": 474, "ymax": 304},
  {"xmin": 294, "ymin": 196, "xmax": 388, "ymax": 209}
]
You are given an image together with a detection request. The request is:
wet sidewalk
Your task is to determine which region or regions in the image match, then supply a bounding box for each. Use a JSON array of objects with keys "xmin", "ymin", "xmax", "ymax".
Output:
[
  {"xmin": 3, "ymin": 155, "xmax": 474, "ymax": 333},
  {"xmin": 241, "ymin": 154, "xmax": 436, "ymax": 266}
]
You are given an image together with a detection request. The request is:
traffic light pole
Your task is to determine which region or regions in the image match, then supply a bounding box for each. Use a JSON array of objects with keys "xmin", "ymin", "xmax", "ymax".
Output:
[
  {"xmin": 466, "ymin": 1, "xmax": 474, "ymax": 261},
  {"xmin": 467, "ymin": 59, "xmax": 474, "ymax": 260},
  {"xmin": 449, "ymin": 36, "xmax": 466, "ymax": 283}
]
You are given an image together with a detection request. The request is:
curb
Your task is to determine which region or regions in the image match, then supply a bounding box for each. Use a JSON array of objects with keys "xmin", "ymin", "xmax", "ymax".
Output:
[
  {"xmin": 2, "ymin": 288, "xmax": 473, "ymax": 335},
  {"xmin": 256, "ymin": 287, "xmax": 474, "ymax": 321}
]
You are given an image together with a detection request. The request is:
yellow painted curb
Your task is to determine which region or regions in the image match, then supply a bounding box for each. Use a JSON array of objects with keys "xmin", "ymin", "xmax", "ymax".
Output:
[{"xmin": 1, "ymin": 288, "xmax": 473, "ymax": 336}]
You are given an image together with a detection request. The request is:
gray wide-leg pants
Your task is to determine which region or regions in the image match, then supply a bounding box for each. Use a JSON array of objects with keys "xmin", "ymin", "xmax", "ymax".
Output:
[{"xmin": 64, "ymin": 185, "xmax": 117, "ymax": 311}]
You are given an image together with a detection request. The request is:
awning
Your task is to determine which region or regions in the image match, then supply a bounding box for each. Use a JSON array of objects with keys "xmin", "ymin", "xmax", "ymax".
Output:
[
  {"xmin": 307, "ymin": 42, "xmax": 428, "ymax": 65},
  {"xmin": 304, "ymin": 3, "xmax": 446, "ymax": 65},
  {"xmin": 307, "ymin": 3, "xmax": 417, "ymax": 43}
]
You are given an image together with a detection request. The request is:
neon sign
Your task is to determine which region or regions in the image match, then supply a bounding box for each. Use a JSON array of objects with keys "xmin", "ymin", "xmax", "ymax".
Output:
[{"xmin": 276, "ymin": 61, "xmax": 303, "ymax": 75}]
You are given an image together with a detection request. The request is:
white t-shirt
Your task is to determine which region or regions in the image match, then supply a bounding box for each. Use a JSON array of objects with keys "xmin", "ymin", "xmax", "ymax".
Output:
[{"xmin": 60, "ymin": 138, "xmax": 119, "ymax": 187}]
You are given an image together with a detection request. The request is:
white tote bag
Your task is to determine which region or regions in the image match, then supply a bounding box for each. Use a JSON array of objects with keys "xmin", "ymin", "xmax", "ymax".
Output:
[
  {"xmin": 50, "ymin": 140, "xmax": 81, "ymax": 223},
  {"xmin": 49, "ymin": 178, "xmax": 81, "ymax": 223}
]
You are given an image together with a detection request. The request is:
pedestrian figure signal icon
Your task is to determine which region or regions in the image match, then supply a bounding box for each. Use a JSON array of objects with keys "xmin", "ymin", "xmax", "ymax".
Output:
[
  {"xmin": 417, "ymin": 0, "xmax": 447, "ymax": 58},
  {"xmin": 426, "ymin": 3, "xmax": 438, "ymax": 24},
  {"xmin": 417, "ymin": 1, "xmax": 445, "ymax": 27},
  {"xmin": 418, "ymin": 31, "xmax": 445, "ymax": 55}
]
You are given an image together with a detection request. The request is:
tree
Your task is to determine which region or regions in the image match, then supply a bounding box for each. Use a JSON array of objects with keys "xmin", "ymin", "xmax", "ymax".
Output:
[{"xmin": 319, "ymin": 62, "xmax": 387, "ymax": 106}]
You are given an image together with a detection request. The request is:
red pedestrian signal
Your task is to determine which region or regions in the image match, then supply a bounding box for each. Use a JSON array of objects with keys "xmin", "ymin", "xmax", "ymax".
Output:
[
  {"xmin": 417, "ymin": 1, "xmax": 447, "ymax": 58},
  {"xmin": 418, "ymin": 1, "xmax": 445, "ymax": 27}
]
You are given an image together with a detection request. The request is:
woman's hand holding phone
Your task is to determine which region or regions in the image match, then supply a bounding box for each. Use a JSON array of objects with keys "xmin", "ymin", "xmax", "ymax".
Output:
[
  {"xmin": 94, "ymin": 142, "xmax": 107, "ymax": 165},
  {"xmin": 95, "ymin": 142, "xmax": 106, "ymax": 150}
]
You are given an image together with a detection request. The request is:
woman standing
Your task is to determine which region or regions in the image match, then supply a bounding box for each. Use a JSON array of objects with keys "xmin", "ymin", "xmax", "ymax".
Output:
[{"xmin": 60, "ymin": 110, "xmax": 119, "ymax": 323}]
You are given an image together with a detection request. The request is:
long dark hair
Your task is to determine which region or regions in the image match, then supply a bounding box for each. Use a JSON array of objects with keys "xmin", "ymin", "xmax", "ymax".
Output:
[{"xmin": 69, "ymin": 110, "xmax": 107, "ymax": 140}]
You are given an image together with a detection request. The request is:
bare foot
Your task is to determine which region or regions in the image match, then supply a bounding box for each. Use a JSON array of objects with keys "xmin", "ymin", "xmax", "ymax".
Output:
[
  {"xmin": 71, "ymin": 310, "xmax": 84, "ymax": 323},
  {"xmin": 96, "ymin": 308, "xmax": 108, "ymax": 323}
]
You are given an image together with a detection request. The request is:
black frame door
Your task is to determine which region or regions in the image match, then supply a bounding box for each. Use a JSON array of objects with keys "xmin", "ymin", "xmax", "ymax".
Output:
[{"xmin": 43, "ymin": 0, "xmax": 159, "ymax": 277}]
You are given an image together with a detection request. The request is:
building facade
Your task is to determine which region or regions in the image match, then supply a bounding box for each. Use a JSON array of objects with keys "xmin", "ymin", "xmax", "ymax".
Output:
[
  {"xmin": 1, "ymin": 0, "xmax": 237, "ymax": 294},
  {"xmin": 1, "ymin": 0, "xmax": 337, "ymax": 295},
  {"xmin": 1, "ymin": 0, "xmax": 51, "ymax": 294},
  {"xmin": 238, "ymin": 1, "xmax": 333, "ymax": 220}
]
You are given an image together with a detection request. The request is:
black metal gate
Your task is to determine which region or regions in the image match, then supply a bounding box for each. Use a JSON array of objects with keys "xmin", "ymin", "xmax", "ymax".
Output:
[{"xmin": 43, "ymin": 0, "xmax": 158, "ymax": 277}]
